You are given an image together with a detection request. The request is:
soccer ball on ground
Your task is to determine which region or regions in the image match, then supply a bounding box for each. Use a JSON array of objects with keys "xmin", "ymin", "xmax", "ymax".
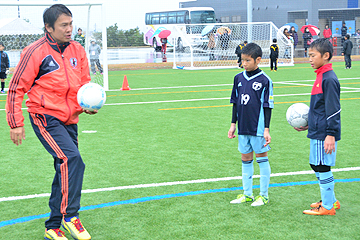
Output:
[
  {"xmin": 77, "ymin": 82, "xmax": 106, "ymax": 111},
  {"xmin": 286, "ymin": 103, "xmax": 309, "ymax": 128}
]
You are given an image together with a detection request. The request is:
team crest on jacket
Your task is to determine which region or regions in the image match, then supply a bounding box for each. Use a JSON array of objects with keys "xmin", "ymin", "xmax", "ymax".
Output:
[
  {"xmin": 252, "ymin": 82, "xmax": 262, "ymax": 91},
  {"xmin": 70, "ymin": 58, "xmax": 78, "ymax": 68}
]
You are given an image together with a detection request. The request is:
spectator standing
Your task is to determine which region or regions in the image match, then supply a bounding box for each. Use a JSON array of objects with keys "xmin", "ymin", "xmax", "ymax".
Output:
[
  {"xmin": 342, "ymin": 34, "xmax": 353, "ymax": 69},
  {"xmin": 0, "ymin": 42, "xmax": 9, "ymax": 93},
  {"xmin": 323, "ymin": 24, "xmax": 332, "ymax": 41},
  {"xmin": 303, "ymin": 27, "xmax": 312, "ymax": 57},
  {"xmin": 355, "ymin": 29, "xmax": 360, "ymax": 37},
  {"xmin": 355, "ymin": 29, "xmax": 360, "ymax": 46},
  {"xmin": 283, "ymin": 28, "xmax": 293, "ymax": 58},
  {"xmin": 207, "ymin": 32, "xmax": 216, "ymax": 61},
  {"xmin": 161, "ymin": 37, "xmax": 168, "ymax": 55},
  {"xmin": 89, "ymin": 39, "xmax": 103, "ymax": 74},
  {"xmin": 289, "ymin": 26, "xmax": 298, "ymax": 48},
  {"xmin": 341, "ymin": 22, "xmax": 347, "ymax": 46},
  {"xmin": 219, "ymin": 29, "xmax": 230, "ymax": 60},
  {"xmin": 74, "ymin": 28, "xmax": 85, "ymax": 48},
  {"xmin": 220, "ymin": 29, "xmax": 230, "ymax": 50}
]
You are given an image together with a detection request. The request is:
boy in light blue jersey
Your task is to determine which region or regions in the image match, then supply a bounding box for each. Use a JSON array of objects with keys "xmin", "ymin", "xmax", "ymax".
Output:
[
  {"xmin": 295, "ymin": 38, "xmax": 341, "ymax": 215},
  {"xmin": 228, "ymin": 43, "xmax": 274, "ymax": 206}
]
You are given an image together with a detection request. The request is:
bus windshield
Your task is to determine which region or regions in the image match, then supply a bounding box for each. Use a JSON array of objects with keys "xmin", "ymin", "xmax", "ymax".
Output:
[{"xmin": 190, "ymin": 11, "xmax": 216, "ymax": 24}]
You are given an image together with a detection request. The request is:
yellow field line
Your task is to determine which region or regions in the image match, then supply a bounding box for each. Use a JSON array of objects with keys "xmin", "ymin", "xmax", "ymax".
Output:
[
  {"xmin": 107, "ymin": 82, "xmax": 359, "ymax": 98},
  {"xmin": 110, "ymin": 62, "xmax": 360, "ymax": 77},
  {"xmin": 0, "ymin": 84, "xmax": 358, "ymax": 103}
]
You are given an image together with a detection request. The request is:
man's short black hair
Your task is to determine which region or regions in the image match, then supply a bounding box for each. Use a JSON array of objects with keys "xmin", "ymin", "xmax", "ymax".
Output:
[
  {"xmin": 244, "ymin": 41, "xmax": 248, "ymax": 44},
  {"xmin": 78, "ymin": 28, "xmax": 82, "ymax": 31},
  {"xmin": 309, "ymin": 38, "xmax": 333, "ymax": 61},
  {"xmin": 272, "ymin": 38, "xmax": 277, "ymax": 43},
  {"xmin": 0, "ymin": 42, "xmax": 4, "ymax": 47},
  {"xmin": 241, "ymin": 42, "xmax": 262, "ymax": 60},
  {"xmin": 43, "ymin": 4, "xmax": 72, "ymax": 31},
  {"xmin": 345, "ymin": 34, "xmax": 350, "ymax": 39}
]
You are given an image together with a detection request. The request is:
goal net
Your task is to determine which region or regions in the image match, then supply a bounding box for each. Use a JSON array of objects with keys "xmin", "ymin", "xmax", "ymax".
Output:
[
  {"xmin": 0, "ymin": 1, "xmax": 108, "ymax": 90},
  {"xmin": 172, "ymin": 22, "xmax": 293, "ymax": 70}
]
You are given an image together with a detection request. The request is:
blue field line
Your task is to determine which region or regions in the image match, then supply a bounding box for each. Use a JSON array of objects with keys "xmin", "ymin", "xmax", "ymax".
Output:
[{"xmin": 1, "ymin": 178, "xmax": 359, "ymax": 229}]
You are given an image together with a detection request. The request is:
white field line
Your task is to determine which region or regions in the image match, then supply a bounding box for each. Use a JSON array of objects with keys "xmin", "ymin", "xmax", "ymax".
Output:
[
  {"xmin": 1, "ymin": 167, "xmax": 359, "ymax": 202},
  {"xmin": 104, "ymin": 88, "xmax": 360, "ymax": 106},
  {"xmin": 1, "ymin": 89, "xmax": 360, "ymax": 110},
  {"xmin": 1, "ymin": 78, "xmax": 360, "ymax": 110}
]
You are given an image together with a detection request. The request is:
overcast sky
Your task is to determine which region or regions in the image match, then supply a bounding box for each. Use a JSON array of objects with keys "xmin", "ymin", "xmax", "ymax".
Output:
[{"xmin": 0, "ymin": 0, "xmax": 182, "ymax": 33}]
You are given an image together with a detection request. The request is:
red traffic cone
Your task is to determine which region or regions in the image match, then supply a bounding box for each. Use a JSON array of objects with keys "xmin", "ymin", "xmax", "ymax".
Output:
[{"xmin": 121, "ymin": 75, "xmax": 131, "ymax": 91}]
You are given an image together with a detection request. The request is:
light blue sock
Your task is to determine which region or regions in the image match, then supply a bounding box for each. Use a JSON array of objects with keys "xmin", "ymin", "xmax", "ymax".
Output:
[
  {"xmin": 315, "ymin": 171, "xmax": 337, "ymax": 204},
  {"xmin": 319, "ymin": 171, "xmax": 335, "ymax": 210},
  {"xmin": 257, "ymin": 157, "xmax": 271, "ymax": 197},
  {"xmin": 242, "ymin": 160, "xmax": 254, "ymax": 197}
]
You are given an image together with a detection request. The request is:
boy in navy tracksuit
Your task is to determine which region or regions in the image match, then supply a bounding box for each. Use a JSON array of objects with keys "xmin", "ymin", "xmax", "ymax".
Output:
[
  {"xmin": 294, "ymin": 38, "xmax": 341, "ymax": 215},
  {"xmin": 0, "ymin": 42, "xmax": 10, "ymax": 93},
  {"xmin": 342, "ymin": 34, "xmax": 353, "ymax": 69}
]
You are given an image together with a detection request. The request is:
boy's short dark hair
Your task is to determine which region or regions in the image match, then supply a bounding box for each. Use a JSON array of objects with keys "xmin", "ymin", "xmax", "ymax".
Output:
[
  {"xmin": 78, "ymin": 28, "xmax": 82, "ymax": 31},
  {"xmin": 43, "ymin": 4, "xmax": 72, "ymax": 31},
  {"xmin": 241, "ymin": 42, "xmax": 262, "ymax": 60},
  {"xmin": 244, "ymin": 41, "xmax": 248, "ymax": 44},
  {"xmin": 345, "ymin": 34, "xmax": 350, "ymax": 39},
  {"xmin": 272, "ymin": 38, "xmax": 277, "ymax": 43},
  {"xmin": 0, "ymin": 42, "xmax": 4, "ymax": 47},
  {"xmin": 309, "ymin": 38, "xmax": 333, "ymax": 61}
]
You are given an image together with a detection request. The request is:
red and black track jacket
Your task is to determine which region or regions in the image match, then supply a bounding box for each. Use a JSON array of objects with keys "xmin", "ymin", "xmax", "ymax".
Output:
[
  {"xmin": 6, "ymin": 33, "xmax": 91, "ymax": 128},
  {"xmin": 307, "ymin": 63, "xmax": 341, "ymax": 141}
]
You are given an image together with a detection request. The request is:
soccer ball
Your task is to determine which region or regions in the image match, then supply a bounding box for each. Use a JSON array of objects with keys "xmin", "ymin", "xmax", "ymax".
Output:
[
  {"xmin": 77, "ymin": 82, "xmax": 106, "ymax": 111},
  {"xmin": 286, "ymin": 103, "xmax": 310, "ymax": 128}
]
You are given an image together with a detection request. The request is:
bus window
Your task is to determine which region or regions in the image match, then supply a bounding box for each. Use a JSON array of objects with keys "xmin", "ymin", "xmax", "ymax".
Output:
[
  {"xmin": 190, "ymin": 11, "xmax": 216, "ymax": 24},
  {"xmin": 168, "ymin": 12, "xmax": 176, "ymax": 24},
  {"xmin": 151, "ymin": 13, "xmax": 159, "ymax": 24},
  {"xmin": 145, "ymin": 13, "xmax": 149, "ymax": 25},
  {"xmin": 160, "ymin": 17, "xmax": 167, "ymax": 24},
  {"xmin": 160, "ymin": 13, "xmax": 168, "ymax": 24},
  {"xmin": 176, "ymin": 11, "xmax": 186, "ymax": 23}
]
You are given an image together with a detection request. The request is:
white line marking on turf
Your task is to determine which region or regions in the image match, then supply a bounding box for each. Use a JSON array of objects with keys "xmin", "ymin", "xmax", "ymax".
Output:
[
  {"xmin": 1, "ymin": 167, "xmax": 359, "ymax": 202},
  {"xmin": 1, "ymin": 78, "xmax": 359, "ymax": 111},
  {"xmin": 2, "ymin": 88, "xmax": 359, "ymax": 111}
]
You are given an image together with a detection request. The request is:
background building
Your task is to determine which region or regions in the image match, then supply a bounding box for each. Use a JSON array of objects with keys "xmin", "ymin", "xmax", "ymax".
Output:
[{"xmin": 180, "ymin": 0, "xmax": 360, "ymax": 50}]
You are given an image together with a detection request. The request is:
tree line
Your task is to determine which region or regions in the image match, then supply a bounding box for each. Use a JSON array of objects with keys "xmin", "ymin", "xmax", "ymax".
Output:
[{"xmin": 93, "ymin": 24, "xmax": 145, "ymax": 47}]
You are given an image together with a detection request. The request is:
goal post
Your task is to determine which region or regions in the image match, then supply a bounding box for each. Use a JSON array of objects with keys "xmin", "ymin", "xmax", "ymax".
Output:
[
  {"xmin": 0, "ymin": 1, "xmax": 108, "ymax": 90},
  {"xmin": 172, "ymin": 22, "xmax": 294, "ymax": 70}
]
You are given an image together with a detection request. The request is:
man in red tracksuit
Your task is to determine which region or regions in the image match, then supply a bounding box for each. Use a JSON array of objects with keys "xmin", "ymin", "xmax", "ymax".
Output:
[{"xmin": 6, "ymin": 4, "xmax": 94, "ymax": 240}]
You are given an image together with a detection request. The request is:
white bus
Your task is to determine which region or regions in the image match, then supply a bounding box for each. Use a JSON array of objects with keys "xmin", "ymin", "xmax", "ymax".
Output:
[{"xmin": 144, "ymin": 7, "xmax": 216, "ymax": 50}]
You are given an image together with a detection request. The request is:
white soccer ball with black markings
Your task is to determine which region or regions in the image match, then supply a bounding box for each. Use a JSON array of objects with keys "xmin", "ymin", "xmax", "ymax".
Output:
[
  {"xmin": 77, "ymin": 82, "xmax": 106, "ymax": 111},
  {"xmin": 286, "ymin": 103, "xmax": 310, "ymax": 128}
]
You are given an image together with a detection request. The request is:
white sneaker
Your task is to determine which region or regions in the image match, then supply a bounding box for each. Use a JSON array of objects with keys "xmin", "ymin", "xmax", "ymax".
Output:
[
  {"xmin": 251, "ymin": 195, "xmax": 269, "ymax": 207},
  {"xmin": 230, "ymin": 194, "xmax": 254, "ymax": 204}
]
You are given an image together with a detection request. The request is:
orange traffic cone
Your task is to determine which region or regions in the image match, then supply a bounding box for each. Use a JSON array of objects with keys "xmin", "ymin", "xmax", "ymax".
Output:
[{"xmin": 121, "ymin": 75, "xmax": 131, "ymax": 91}]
